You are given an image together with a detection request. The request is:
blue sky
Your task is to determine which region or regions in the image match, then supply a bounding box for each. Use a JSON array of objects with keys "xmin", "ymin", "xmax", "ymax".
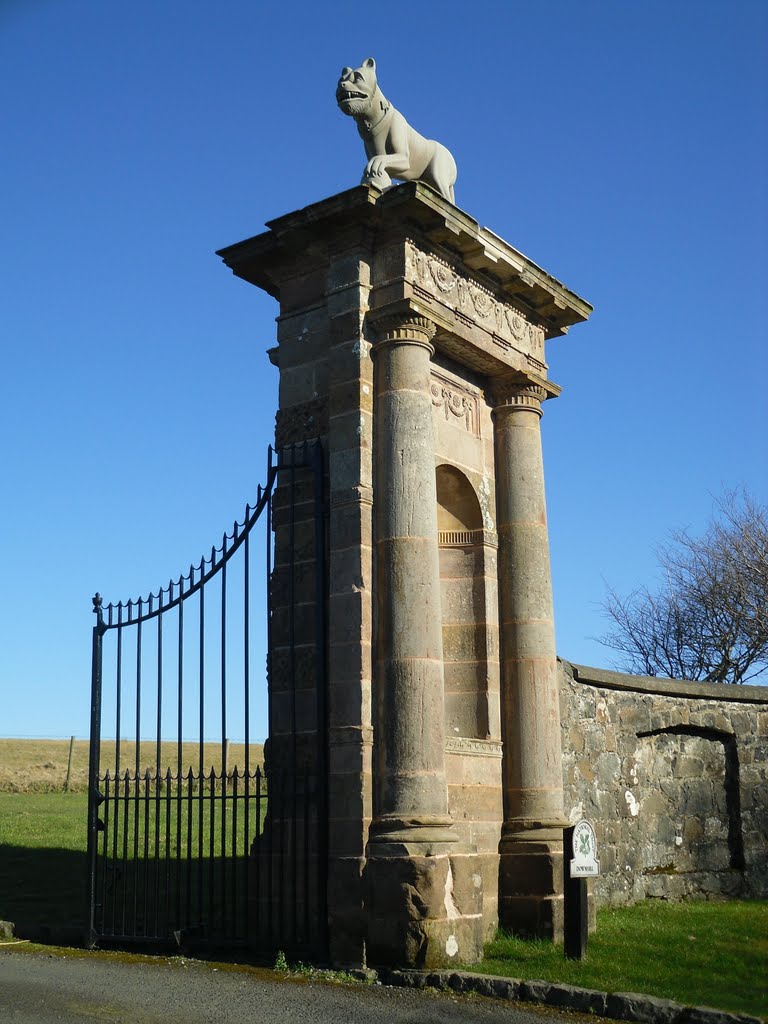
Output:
[{"xmin": 1, "ymin": 0, "xmax": 766, "ymax": 740}]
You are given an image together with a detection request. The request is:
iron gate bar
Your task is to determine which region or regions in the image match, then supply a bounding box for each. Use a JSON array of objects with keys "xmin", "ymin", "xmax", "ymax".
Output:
[{"xmin": 87, "ymin": 441, "xmax": 328, "ymax": 956}]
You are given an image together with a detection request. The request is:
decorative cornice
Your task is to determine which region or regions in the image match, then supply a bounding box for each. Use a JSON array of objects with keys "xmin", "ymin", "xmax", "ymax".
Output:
[{"xmin": 216, "ymin": 185, "xmax": 593, "ymax": 338}]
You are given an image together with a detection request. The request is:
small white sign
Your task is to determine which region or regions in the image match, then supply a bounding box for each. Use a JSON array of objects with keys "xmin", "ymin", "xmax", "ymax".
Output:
[{"xmin": 570, "ymin": 820, "xmax": 600, "ymax": 878}]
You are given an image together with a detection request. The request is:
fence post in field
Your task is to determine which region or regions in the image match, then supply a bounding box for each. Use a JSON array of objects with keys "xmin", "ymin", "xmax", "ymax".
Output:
[{"xmin": 64, "ymin": 735, "xmax": 76, "ymax": 792}]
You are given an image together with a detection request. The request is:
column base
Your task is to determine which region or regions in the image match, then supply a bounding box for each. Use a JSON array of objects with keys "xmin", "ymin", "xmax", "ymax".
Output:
[
  {"xmin": 364, "ymin": 838, "xmax": 485, "ymax": 968},
  {"xmin": 498, "ymin": 824, "xmax": 567, "ymax": 942}
]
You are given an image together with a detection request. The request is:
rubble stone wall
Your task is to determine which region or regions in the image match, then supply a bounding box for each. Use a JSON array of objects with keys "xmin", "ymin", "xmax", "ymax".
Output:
[{"xmin": 559, "ymin": 660, "xmax": 768, "ymax": 907}]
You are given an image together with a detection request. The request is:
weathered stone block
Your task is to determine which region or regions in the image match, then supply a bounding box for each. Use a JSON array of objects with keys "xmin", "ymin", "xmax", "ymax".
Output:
[
  {"xmin": 470, "ymin": 820, "xmax": 503, "ymax": 851},
  {"xmin": 499, "ymin": 891, "xmax": 564, "ymax": 940},
  {"xmin": 330, "ymin": 498, "xmax": 373, "ymax": 550},
  {"xmin": 605, "ymin": 992, "xmax": 681, "ymax": 1024},
  {"xmin": 445, "ymin": 692, "xmax": 488, "ymax": 740},
  {"xmin": 328, "ymin": 728, "xmax": 372, "ymax": 775},
  {"xmin": 328, "ymin": 590, "xmax": 372, "ymax": 645},
  {"xmin": 500, "ymin": 843, "xmax": 562, "ymax": 897},
  {"xmin": 462, "ymin": 754, "xmax": 502, "ymax": 788},
  {"xmin": 364, "ymin": 850, "xmax": 485, "ymax": 967},
  {"xmin": 329, "ymin": 377, "xmax": 374, "ymax": 416},
  {"xmin": 327, "ymin": 816, "xmax": 371, "ymax": 857},
  {"xmin": 330, "ymin": 446, "xmax": 372, "ymax": 491},
  {"xmin": 328, "ymin": 674, "xmax": 372, "ymax": 730},
  {"xmin": 329, "ymin": 409, "xmax": 372, "ymax": 451},
  {"xmin": 448, "ymin": 784, "xmax": 503, "ymax": 822}
]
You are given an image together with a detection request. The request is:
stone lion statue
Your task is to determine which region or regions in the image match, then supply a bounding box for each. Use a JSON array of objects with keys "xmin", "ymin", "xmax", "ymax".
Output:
[{"xmin": 336, "ymin": 57, "xmax": 457, "ymax": 204}]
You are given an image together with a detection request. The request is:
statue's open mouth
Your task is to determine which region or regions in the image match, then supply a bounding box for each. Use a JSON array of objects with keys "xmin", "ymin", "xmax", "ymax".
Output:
[{"xmin": 340, "ymin": 90, "xmax": 366, "ymax": 100}]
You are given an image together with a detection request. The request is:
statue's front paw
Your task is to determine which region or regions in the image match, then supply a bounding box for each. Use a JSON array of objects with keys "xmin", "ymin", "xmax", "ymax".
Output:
[{"xmin": 362, "ymin": 164, "xmax": 391, "ymax": 190}]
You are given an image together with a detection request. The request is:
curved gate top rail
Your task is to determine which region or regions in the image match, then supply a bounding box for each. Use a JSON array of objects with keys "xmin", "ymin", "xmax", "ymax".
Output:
[
  {"xmin": 86, "ymin": 440, "xmax": 327, "ymax": 957},
  {"xmin": 93, "ymin": 443, "xmax": 310, "ymax": 629}
]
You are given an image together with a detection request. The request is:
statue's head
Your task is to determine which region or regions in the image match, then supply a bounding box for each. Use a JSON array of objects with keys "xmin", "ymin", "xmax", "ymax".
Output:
[{"xmin": 336, "ymin": 58, "xmax": 378, "ymax": 118}]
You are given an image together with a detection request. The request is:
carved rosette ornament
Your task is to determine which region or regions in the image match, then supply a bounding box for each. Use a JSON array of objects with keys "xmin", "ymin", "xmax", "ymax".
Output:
[{"xmin": 490, "ymin": 376, "xmax": 548, "ymax": 417}]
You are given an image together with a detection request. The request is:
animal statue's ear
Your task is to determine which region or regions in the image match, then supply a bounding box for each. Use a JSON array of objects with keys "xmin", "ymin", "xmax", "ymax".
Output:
[
  {"xmin": 341, "ymin": 66, "xmax": 352, "ymax": 76},
  {"xmin": 363, "ymin": 58, "xmax": 376, "ymax": 70}
]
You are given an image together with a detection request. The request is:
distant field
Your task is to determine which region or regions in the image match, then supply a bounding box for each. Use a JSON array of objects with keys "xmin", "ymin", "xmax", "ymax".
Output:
[{"xmin": 0, "ymin": 739, "xmax": 264, "ymax": 793}]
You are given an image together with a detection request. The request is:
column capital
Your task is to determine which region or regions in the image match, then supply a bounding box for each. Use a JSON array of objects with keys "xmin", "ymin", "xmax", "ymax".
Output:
[
  {"xmin": 489, "ymin": 373, "xmax": 560, "ymax": 418},
  {"xmin": 368, "ymin": 309, "xmax": 437, "ymax": 353}
]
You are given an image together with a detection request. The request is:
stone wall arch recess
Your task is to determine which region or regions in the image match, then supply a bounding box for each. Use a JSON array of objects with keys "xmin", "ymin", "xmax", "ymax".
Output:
[
  {"xmin": 634, "ymin": 725, "xmax": 745, "ymax": 890},
  {"xmin": 436, "ymin": 464, "xmax": 495, "ymax": 740}
]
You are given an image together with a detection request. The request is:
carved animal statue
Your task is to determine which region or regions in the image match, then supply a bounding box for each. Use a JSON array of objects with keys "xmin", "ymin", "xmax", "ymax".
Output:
[{"xmin": 336, "ymin": 58, "xmax": 457, "ymax": 204}]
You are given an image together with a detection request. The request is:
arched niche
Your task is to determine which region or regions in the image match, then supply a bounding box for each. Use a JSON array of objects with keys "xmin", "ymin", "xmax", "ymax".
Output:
[
  {"xmin": 634, "ymin": 726, "xmax": 745, "ymax": 894},
  {"xmin": 437, "ymin": 465, "xmax": 483, "ymax": 534},
  {"xmin": 436, "ymin": 464, "xmax": 492, "ymax": 739}
]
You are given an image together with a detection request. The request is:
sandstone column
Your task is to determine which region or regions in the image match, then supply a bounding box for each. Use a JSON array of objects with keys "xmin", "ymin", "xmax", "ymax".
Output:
[
  {"xmin": 492, "ymin": 375, "xmax": 568, "ymax": 940},
  {"xmin": 364, "ymin": 308, "xmax": 483, "ymax": 967}
]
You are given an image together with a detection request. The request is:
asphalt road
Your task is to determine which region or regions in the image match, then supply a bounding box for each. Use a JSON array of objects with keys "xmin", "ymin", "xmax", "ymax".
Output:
[{"xmin": 0, "ymin": 947, "xmax": 570, "ymax": 1024}]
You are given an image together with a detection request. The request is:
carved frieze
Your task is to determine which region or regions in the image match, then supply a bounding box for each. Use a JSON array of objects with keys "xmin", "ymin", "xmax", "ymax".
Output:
[
  {"xmin": 445, "ymin": 736, "xmax": 503, "ymax": 758},
  {"xmin": 405, "ymin": 240, "xmax": 546, "ymax": 361},
  {"xmin": 430, "ymin": 369, "xmax": 480, "ymax": 435}
]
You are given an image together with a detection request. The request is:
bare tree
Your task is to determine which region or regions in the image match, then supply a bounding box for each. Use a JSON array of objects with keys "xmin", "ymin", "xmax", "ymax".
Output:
[{"xmin": 599, "ymin": 490, "xmax": 768, "ymax": 684}]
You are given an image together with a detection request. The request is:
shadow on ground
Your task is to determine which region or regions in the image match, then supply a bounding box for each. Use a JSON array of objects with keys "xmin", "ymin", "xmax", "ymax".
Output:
[{"xmin": 0, "ymin": 845, "xmax": 86, "ymax": 942}]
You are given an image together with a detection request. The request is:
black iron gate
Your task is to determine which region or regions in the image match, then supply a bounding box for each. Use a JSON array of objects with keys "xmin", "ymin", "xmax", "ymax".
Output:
[{"xmin": 86, "ymin": 442, "xmax": 327, "ymax": 957}]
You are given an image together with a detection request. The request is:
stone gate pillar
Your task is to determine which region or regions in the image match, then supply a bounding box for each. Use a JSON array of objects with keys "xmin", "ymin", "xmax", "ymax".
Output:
[
  {"xmin": 216, "ymin": 182, "xmax": 592, "ymax": 966},
  {"xmin": 364, "ymin": 306, "xmax": 484, "ymax": 967},
  {"xmin": 492, "ymin": 374, "xmax": 568, "ymax": 940}
]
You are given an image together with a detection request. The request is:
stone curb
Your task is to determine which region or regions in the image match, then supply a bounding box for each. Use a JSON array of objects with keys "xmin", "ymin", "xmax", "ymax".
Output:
[{"xmin": 381, "ymin": 970, "xmax": 763, "ymax": 1024}]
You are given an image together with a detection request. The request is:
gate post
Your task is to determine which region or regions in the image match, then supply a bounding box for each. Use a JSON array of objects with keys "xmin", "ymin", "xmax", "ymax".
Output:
[
  {"xmin": 85, "ymin": 593, "xmax": 106, "ymax": 947},
  {"xmin": 217, "ymin": 184, "xmax": 591, "ymax": 966}
]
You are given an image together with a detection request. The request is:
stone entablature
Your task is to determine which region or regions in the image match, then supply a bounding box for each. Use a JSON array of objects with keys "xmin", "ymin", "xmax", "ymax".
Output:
[
  {"xmin": 406, "ymin": 240, "xmax": 547, "ymax": 371},
  {"xmin": 217, "ymin": 182, "xmax": 591, "ymax": 338}
]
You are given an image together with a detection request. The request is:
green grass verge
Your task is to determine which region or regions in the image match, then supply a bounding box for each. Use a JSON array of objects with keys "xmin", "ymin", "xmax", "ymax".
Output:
[
  {"xmin": 0, "ymin": 791, "xmax": 266, "ymax": 937},
  {"xmin": 476, "ymin": 901, "xmax": 768, "ymax": 1018},
  {"xmin": 0, "ymin": 792, "xmax": 89, "ymax": 929}
]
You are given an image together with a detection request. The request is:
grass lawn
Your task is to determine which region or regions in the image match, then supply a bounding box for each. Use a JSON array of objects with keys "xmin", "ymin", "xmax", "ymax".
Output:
[
  {"xmin": 0, "ymin": 792, "xmax": 89, "ymax": 930},
  {"xmin": 0, "ymin": 789, "xmax": 266, "ymax": 938},
  {"xmin": 476, "ymin": 901, "xmax": 768, "ymax": 1018}
]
